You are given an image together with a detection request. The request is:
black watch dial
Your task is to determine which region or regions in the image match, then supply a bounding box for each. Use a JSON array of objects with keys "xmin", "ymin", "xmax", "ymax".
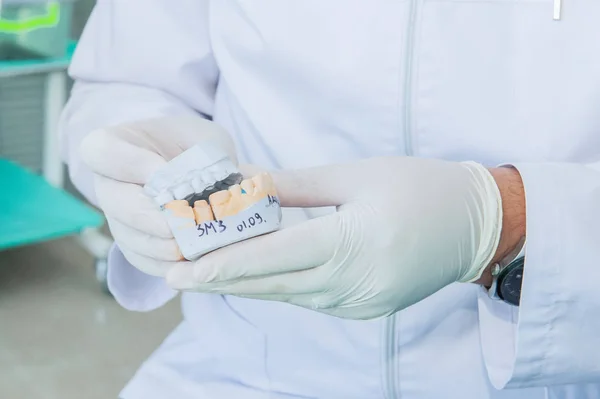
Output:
[{"xmin": 497, "ymin": 257, "xmax": 525, "ymax": 306}]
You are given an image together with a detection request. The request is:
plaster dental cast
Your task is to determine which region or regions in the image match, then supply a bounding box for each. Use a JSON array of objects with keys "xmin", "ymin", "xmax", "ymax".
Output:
[{"xmin": 144, "ymin": 142, "xmax": 282, "ymax": 261}]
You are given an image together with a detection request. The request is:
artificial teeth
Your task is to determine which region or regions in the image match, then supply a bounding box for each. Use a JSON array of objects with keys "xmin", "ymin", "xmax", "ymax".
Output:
[
  {"xmin": 163, "ymin": 200, "xmax": 196, "ymax": 231},
  {"xmin": 208, "ymin": 189, "xmax": 232, "ymax": 220},
  {"xmin": 193, "ymin": 200, "xmax": 215, "ymax": 224}
]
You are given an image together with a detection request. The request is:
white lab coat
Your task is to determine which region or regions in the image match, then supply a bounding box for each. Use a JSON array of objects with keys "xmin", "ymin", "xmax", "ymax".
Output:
[{"xmin": 58, "ymin": 1, "xmax": 600, "ymax": 398}]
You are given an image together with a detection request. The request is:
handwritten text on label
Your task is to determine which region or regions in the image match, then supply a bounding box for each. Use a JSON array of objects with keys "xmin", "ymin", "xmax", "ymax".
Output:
[
  {"xmin": 268, "ymin": 195, "xmax": 280, "ymax": 206},
  {"xmin": 237, "ymin": 213, "xmax": 265, "ymax": 232},
  {"xmin": 196, "ymin": 213, "xmax": 267, "ymax": 238},
  {"xmin": 197, "ymin": 220, "xmax": 226, "ymax": 237}
]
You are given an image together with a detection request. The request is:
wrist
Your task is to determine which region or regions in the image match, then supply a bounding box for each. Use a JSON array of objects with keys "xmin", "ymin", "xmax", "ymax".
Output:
[{"xmin": 474, "ymin": 166, "xmax": 526, "ymax": 287}]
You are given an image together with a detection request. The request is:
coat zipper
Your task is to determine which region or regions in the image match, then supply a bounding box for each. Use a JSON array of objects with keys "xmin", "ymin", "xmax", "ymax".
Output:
[
  {"xmin": 382, "ymin": 0, "xmax": 418, "ymax": 398},
  {"xmin": 382, "ymin": 316, "xmax": 398, "ymax": 398},
  {"xmin": 402, "ymin": 0, "xmax": 418, "ymax": 159}
]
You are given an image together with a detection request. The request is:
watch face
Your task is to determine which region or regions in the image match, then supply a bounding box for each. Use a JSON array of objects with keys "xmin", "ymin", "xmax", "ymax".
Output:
[{"xmin": 498, "ymin": 258, "xmax": 524, "ymax": 306}]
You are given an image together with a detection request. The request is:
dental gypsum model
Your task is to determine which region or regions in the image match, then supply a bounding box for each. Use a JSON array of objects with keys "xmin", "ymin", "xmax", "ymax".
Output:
[{"xmin": 144, "ymin": 141, "xmax": 282, "ymax": 261}]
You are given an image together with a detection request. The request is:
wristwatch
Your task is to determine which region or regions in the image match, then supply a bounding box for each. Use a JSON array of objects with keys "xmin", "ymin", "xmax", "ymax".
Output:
[{"xmin": 487, "ymin": 237, "xmax": 526, "ymax": 306}]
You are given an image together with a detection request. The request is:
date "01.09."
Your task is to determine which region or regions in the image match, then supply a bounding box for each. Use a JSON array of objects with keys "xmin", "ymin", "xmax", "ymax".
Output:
[{"xmin": 237, "ymin": 213, "xmax": 265, "ymax": 232}]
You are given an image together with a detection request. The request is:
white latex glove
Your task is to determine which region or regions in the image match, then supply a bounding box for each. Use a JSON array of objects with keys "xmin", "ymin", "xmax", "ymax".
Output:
[
  {"xmin": 165, "ymin": 157, "xmax": 503, "ymax": 319},
  {"xmin": 79, "ymin": 115, "xmax": 238, "ymax": 276}
]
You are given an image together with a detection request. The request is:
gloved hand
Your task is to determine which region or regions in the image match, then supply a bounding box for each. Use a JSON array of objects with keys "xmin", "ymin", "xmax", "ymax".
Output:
[
  {"xmin": 165, "ymin": 156, "xmax": 504, "ymax": 319},
  {"xmin": 79, "ymin": 115, "xmax": 238, "ymax": 277}
]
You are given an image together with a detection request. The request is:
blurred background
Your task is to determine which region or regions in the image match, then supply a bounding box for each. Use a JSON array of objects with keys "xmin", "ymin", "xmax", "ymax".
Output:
[{"xmin": 0, "ymin": 2, "xmax": 181, "ymax": 398}]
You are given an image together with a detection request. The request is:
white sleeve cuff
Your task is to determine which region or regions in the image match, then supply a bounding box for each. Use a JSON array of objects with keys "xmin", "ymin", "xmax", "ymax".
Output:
[{"xmin": 107, "ymin": 244, "xmax": 178, "ymax": 312}]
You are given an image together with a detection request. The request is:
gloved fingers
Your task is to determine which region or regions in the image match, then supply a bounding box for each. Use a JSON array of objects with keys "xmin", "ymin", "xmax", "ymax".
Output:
[
  {"xmin": 119, "ymin": 245, "xmax": 186, "ymax": 277},
  {"xmin": 165, "ymin": 213, "xmax": 342, "ymax": 288},
  {"xmin": 132, "ymin": 115, "xmax": 239, "ymax": 164},
  {"xmin": 170, "ymin": 265, "xmax": 328, "ymax": 296},
  {"xmin": 257, "ymin": 157, "xmax": 396, "ymax": 208},
  {"xmin": 95, "ymin": 174, "xmax": 173, "ymax": 239},
  {"xmin": 307, "ymin": 306, "xmax": 362, "ymax": 320},
  {"xmin": 265, "ymin": 165, "xmax": 352, "ymax": 208},
  {"xmin": 108, "ymin": 217, "xmax": 183, "ymax": 262},
  {"xmin": 80, "ymin": 126, "xmax": 168, "ymax": 185},
  {"xmin": 238, "ymin": 293, "xmax": 336, "ymax": 311},
  {"xmin": 239, "ymin": 162, "xmax": 358, "ymax": 208},
  {"xmin": 282, "ymin": 287, "xmax": 357, "ymax": 312},
  {"xmin": 80, "ymin": 115, "xmax": 240, "ymax": 185},
  {"xmin": 215, "ymin": 271, "xmax": 394, "ymax": 320},
  {"xmin": 316, "ymin": 302, "xmax": 395, "ymax": 320}
]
